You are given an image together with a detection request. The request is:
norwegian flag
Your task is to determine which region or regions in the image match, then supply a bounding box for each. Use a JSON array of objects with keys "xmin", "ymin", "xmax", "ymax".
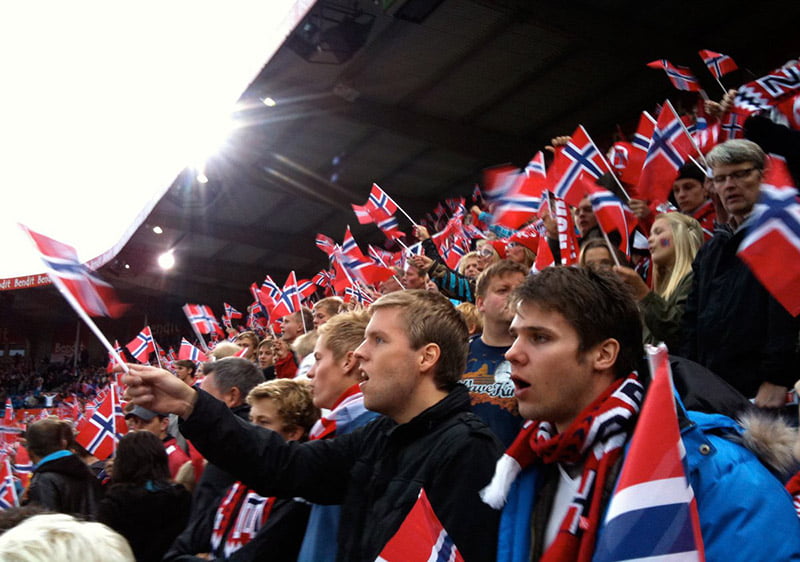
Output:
[
  {"xmin": 337, "ymin": 227, "xmax": 394, "ymax": 287},
  {"xmin": 282, "ymin": 271, "xmax": 303, "ymax": 313},
  {"xmin": 646, "ymin": 59, "xmax": 702, "ymax": 92},
  {"xmin": 12, "ymin": 446, "xmax": 32, "ymax": 488},
  {"xmin": 698, "ymin": 49, "xmax": 737, "ymax": 80},
  {"xmin": 549, "ymin": 125, "xmax": 610, "ymax": 207},
  {"xmin": 0, "ymin": 456, "xmax": 19, "ymax": 510},
  {"xmin": 315, "ymin": 233, "xmax": 337, "ymax": 257},
  {"xmin": 75, "ymin": 386, "xmax": 126, "ymax": 461},
  {"xmin": 764, "ymin": 154, "xmax": 796, "ymax": 190},
  {"xmin": 106, "ymin": 339, "xmax": 127, "ymax": 373},
  {"xmin": 312, "ymin": 269, "xmax": 334, "ymax": 292},
  {"xmin": 343, "ymin": 284, "xmax": 375, "ymax": 306},
  {"xmin": 20, "ymin": 225, "xmax": 127, "ymax": 317},
  {"xmin": 719, "ymin": 111, "xmax": 745, "ymax": 141},
  {"xmin": 260, "ymin": 277, "xmax": 283, "ymax": 307},
  {"xmin": 612, "ymin": 111, "xmax": 657, "ymax": 192},
  {"xmin": 595, "ymin": 344, "xmax": 705, "ymax": 561},
  {"xmin": 224, "ymin": 303, "xmax": 242, "ymax": 321},
  {"xmin": 367, "ymin": 245, "xmax": 397, "ymax": 268},
  {"xmin": 490, "ymin": 152, "xmax": 547, "ymax": 229},
  {"xmin": 126, "ymin": 326, "xmax": 155, "ymax": 363},
  {"xmin": 182, "ymin": 304, "xmax": 223, "ymax": 336},
  {"xmin": 483, "ymin": 164, "xmax": 524, "ymax": 206},
  {"xmin": 352, "ymin": 184, "xmax": 405, "ymax": 240},
  {"xmin": 376, "ymin": 488, "xmax": 464, "ymax": 562},
  {"xmin": 586, "ymin": 185, "xmax": 638, "ymax": 253},
  {"xmin": 735, "ymin": 61, "xmax": 800, "ymax": 115},
  {"xmin": 368, "ymin": 183, "xmax": 399, "ymax": 217},
  {"xmin": 737, "ymin": 185, "xmax": 800, "ymax": 316},
  {"xmin": 637, "ymin": 101, "xmax": 697, "ymax": 204}
]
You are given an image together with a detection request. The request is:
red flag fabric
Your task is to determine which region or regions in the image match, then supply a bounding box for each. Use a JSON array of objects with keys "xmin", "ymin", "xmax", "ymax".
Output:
[
  {"xmin": 698, "ymin": 50, "xmax": 738, "ymax": 79},
  {"xmin": 75, "ymin": 387, "xmax": 126, "ymax": 460},
  {"xmin": 0, "ymin": 456, "xmax": 19, "ymax": 509},
  {"xmin": 315, "ymin": 233, "xmax": 337, "ymax": 256},
  {"xmin": 125, "ymin": 327, "xmax": 155, "ymax": 363},
  {"xmin": 376, "ymin": 488, "xmax": 464, "ymax": 562},
  {"xmin": 737, "ymin": 185, "xmax": 800, "ymax": 316},
  {"xmin": 106, "ymin": 339, "xmax": 127, "ymax": 373},
  {"xmin": 586, "ymin": 185, "xmax": 638, "ymax": 253},
  {"xmin": 549, "ymin": 125, "xmax": 609, "ymax": 207},
  {"xmin": 531, "ymin": 231, "xmax": 556, "ymax": 273},
  {"xmin": 179, "ymin": 338, "xmax": 208, "ymax": 362},
  {"xmin": 646, "ymin": 59, "xmax": 702, "ymax": 92},
  {"xmin": 2, "ymin": 400, "xmax": 13, "ymax": 428},
  {"xmin": 594, "ymin": 344, "xmax": 705, "ymax": 561},
  {"xmin": 776, "ymin": 93, "xmax": 800, "ymax": 131},
  {"xmin": 492, "ymin": 152, "xmax": 547, "ymax": 229},
  {"xmin": 20, "ymin": 225, "xmax": 127, "ymax": 317},
  {"xmin": 182, "ymin": 304, "xmax": 223, "ymax": 336},
  {"xmin": 614, "ymin": 111, "xmax": 657, "ymax": 191},
  {"xmin": 637, "ymin": 101, "xmax": 697, "ymax": 204}
]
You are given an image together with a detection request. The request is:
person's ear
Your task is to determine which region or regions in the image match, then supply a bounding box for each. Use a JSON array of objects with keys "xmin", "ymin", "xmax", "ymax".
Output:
[
  {"xmin": 418, "ymin": 343, "xmax": 441, "ymax": 374},
  {"xmin": 591, "ymin": 338, "xmax": 619, "ymax": 372}
]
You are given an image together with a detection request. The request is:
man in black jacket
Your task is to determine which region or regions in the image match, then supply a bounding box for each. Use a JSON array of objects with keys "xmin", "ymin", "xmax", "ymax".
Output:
[
  {"xmin": 23, "ymin": 418, "xmax": 102, "ymax": 519},
  {"xmin": 124, "ymin": 290, "xmax": 503, "ymax": 561},
  {"xmin": 681, "ymin": 139, "xmax": 800, "ymax": 406}
]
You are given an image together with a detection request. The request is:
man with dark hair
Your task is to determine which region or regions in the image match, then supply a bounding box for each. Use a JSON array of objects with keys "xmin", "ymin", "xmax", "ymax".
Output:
[
  {"xmin": 23, "ymin": 418, "xmax": 102, "ymax": 519},
  {"xmin": 682, "ymin": 139, "xmax": 800, "ymax": 407},
  {"xmin": 123, "ymin": 290, "xmax": 502, "ymax": 561},
  {"xmin": 484, "ymin": 266, "xmax": 800, "ymax": 561},
  {"xmin": 462, "ymin": 260, "xmax": 527, "ymax": 446},
  {"xmin": 672, "ymin": 162, "xmax": 715, "ymax": 236},
  {"xmin": 125, "ymin": 405, "xmax": 189, "ymax": 479}
]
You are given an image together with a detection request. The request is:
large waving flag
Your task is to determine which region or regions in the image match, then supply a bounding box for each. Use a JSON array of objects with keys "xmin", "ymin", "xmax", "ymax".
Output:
[
  {"xmin": 612, "ymin": 111, "xmax": 657, "ymax": 190},
  {"xmin": 698, "ymin": 50, "xmax": 737, "ymax": 80},
  {"xmin": 352, "ymin": 184, "xmax": 405, "ymax": 240},
  {"xmin": 637, "ymin": 101, "xmax": 697, "ymax": 204},
  {"xmin": 75, "ymin": 386, "xmax": 126, "ymax": 461},
  {"xmin": 737, "ymin": 184, "xmax": 800, "ymax": 316},
  {"xmin": 594, "ymin": 344, "xmax": 705, "ymax": 561},
  {"xmin": 647, "ymin": 59, "xmax": 702, "ymax": 92},
  {"xmin": 126, "ymin": 326, "xmax": 155, "ymax": 363},
  {"xmin": 20, "ymin": 225, "xmax": 127, "ymax": 317},
  {"xmin": 549, "ymin": 125, "xmax": 609, "ymax": 207},
  {"xmin": 376, "ymin": 488, "xmax": 464, "ymax": 562}
]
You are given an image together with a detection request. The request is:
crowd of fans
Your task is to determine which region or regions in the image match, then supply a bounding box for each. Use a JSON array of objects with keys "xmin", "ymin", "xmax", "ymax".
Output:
[{"xmin": 3, "ymin": 79, "xmax": 800, "ymax": 561}]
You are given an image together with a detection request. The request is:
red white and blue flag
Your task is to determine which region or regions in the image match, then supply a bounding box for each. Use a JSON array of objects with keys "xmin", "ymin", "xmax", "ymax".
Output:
[
  {"xmin": 594, "ymin": 344, "xmax": 705, "ymax": 561},
  {"xmin": 315, "ymin": 233, "xmax": 337, "ymax": 257},
  {"xmin": 612, "ymin": 111, "xmax": 657, "ymax": 190},
  {"xmin": 376, "ymin": 488, "xmax": 464, "ymax": 562},
  {"xmin": 179, "ymin": 338, "xmax": 208, "ymax": 362},
  {"xmin": 352, "ymin": 184, "xmax": 404, "ymax": 240},
  {"xmin": 20, "ymin": 225, "xmax": 127, "ymax": 318},
  {"xmin": 586, "ymin": 185, "xmax": 638, "ymax": 254},
  {"xmin": 646, "ymin": 59, "xmax": 702, "ymax": 92},
  {"xmin": 183, "ymin": 304, "xmax": 223, "ymax": 336},
  {"xmin": 106, "ymin": 339, "xmax": 127, "ymax": 373},
  {"xmin": 735, "ymin": 61, "xmax": 800, "ymax": 115},
  {"xmin": 549, "ymin": 125, "xmax": 610, "ymax": 207},
  {"xmin": 75, "ymin": 386, "xmax": 126, "ymax": 461},
  {"xmin": 490, "ymin": 152, "xmax": 547, "ymax": 229},
  {"xmin": 737, "ymin": 184, "xmax": 800, "ymax": 316},
  {"xmin": 0, "ymin": 456, "xmax": 19, "ymax": 510},
  {"xmin": 698, "ymin": 50, "xmax": 737, "ymax": 80},
  {"xmin": 126, "ymin": 327, "xmax": 155, "ymax": 363},
  {"xmin": 637, "ymin": 101, "xmax": 697, "ymax": 204},
  {"xmin": 224, "ymin": 302, "xmax": 242, "ymax": 322},
  {"xmin": 2, "ymin": 400, "xmax": 13, "ymax": 428}
]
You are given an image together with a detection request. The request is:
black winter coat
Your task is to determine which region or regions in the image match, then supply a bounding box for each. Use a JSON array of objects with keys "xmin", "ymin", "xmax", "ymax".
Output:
[
  {"xmin": 681, "ymin": 223, "xmax": 800, "ymax": 397},
  {"xmin": 24, "ymin": 453, "xmax": 103, "ymax": 519},
  {"xmin": 180, "ymin": 384, "xmax": 503, "ymax": 562}
]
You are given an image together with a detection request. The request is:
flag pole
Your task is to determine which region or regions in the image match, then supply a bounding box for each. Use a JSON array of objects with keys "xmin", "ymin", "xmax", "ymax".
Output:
[
  {"xmin": 186, "ymin": 318, "xmax": 209, "ymax": 353},
  {"xmin": 376, "ymin": 184, "xmax": 419, "ymax": 227},
  {"xmin": 370, "ymin": 250, "xmax": 406, "ymax": 290},
  {"xmin": 601, "ymin": 229, "xmax": 621, "ymax": 267},
  {"xmin": 667, "ymin": 99, "xmax": 710, "ymax": 168},
  {"xmin": 152, "ymin": 332, "xmax": 163, "ymax": 369}
]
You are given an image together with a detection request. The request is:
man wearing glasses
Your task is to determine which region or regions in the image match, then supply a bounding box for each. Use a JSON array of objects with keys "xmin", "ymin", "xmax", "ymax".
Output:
[{"xmin": 681, "ymin": 139, "xmax": 800, "ymax": 408}]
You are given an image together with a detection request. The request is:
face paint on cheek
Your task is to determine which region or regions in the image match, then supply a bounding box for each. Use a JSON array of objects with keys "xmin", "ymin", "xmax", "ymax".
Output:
[{"xmin": 660, "ymin": 239, "xmax": 671, "ymax": 248}]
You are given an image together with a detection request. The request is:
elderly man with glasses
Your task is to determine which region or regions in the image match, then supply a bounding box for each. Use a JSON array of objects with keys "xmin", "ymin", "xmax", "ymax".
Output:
[{"xmin": 681, "ymin": 139, "xmax": 800, "ymax": 408}]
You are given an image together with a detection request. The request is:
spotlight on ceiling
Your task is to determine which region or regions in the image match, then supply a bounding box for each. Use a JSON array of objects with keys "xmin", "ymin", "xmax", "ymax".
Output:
[
  {"xmin": 152, "ymin": 225, "xmax": 163, "ymax": 234},
  {"xmin": 262, "ymin": 97, "xmax": 277, "ymax": 107},
  {"xmin": 157, "ymin": 251, "xmax": 175, "ymax": 270}
]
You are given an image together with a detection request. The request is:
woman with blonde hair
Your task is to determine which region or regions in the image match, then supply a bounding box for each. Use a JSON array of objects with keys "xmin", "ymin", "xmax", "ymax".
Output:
[{"xmin": 614, "ymin": 213, "xmax": 704, "ymax": 350}]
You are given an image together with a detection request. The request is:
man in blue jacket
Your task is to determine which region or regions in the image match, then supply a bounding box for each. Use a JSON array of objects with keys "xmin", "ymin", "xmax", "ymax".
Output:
[{"xmin": 480, "ymin": 266, "xmax": 800, "ymax": 561}]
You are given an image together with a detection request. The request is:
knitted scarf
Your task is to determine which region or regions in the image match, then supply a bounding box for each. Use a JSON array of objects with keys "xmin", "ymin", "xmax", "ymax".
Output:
[
  {"xmin": 210, "ymin": 482, "xmax": 276, "ymax": 558},
  {"xmin": 309, "ymin": 384, "xmax": 366, "ymax": 440},
  {"xmin": 481, "ymin": 373, "xmax": 643, "ymax": 562}
]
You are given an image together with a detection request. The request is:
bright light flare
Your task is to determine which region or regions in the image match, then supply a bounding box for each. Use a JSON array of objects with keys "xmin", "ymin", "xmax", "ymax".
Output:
[{"xmin": 157, "ymin": 251, "xmax": 175, "ymax": 270}]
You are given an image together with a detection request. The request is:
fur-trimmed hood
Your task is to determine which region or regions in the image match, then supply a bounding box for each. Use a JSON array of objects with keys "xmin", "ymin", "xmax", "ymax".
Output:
[{"xmin": 734, "ymin": 410, "xmax": 798, "ymax": 478}]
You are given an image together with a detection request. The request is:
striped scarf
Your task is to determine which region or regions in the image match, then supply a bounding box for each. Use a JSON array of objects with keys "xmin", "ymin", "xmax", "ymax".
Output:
[
  {"xmin": 481, "ymin": 374, "xmax": 643, "ymax": 562},
  {"xmin": 309, "ymin": 384, "xmax": 367, "ymax": 440}
]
